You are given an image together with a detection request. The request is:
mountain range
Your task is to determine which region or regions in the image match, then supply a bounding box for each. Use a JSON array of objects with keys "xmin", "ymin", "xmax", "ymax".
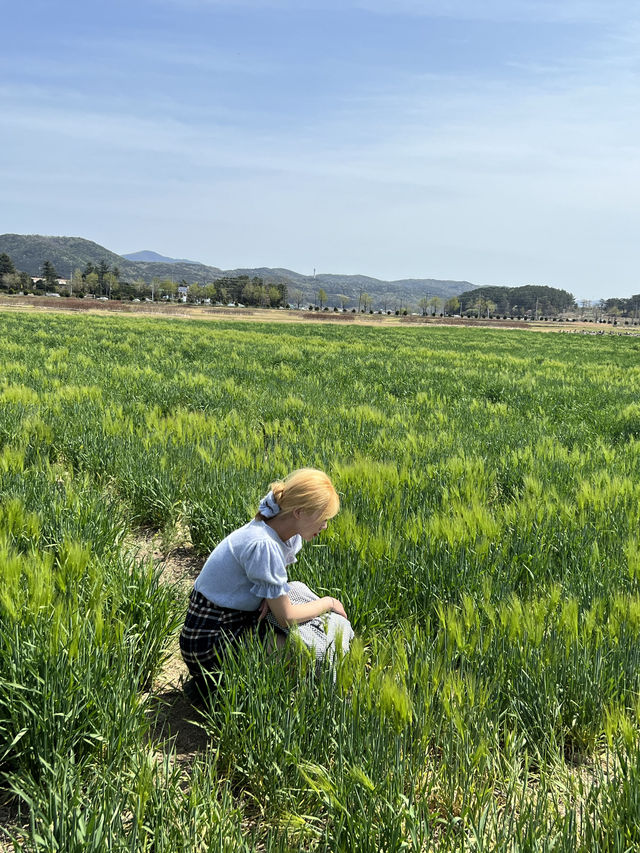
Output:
[
  {"xmin": 122, "ymin": 250, "xmax": 200, "ymax": 264},
  {"xmin": 0, "ymin": 234, "xmax": 479, "ymax": 307}
]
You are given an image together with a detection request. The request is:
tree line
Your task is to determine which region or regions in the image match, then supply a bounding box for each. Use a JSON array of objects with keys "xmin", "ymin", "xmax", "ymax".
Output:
[
  {"xmin": 1, "ymin": 252, "xmax": 637, "ymax": 318},
  {"xmin": 456, "ymin": 285, "xmax": 576, "ymax": 318},
  {"xmin": 600, "ymin": 295, "xmax": 640, "ymax": 319},
  {"xmin": 0, "ymin": 254, "xmax": 289, "ymax": 308},
  {"xmin": 0, "ymin": 252, "xmax": 34, "ymax": 292}
]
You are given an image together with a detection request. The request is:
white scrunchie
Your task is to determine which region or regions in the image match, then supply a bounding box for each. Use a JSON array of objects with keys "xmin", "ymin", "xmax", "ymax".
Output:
[{"xmin": 258, "ymin": 490, "xmax": 281, "ymax": 518}]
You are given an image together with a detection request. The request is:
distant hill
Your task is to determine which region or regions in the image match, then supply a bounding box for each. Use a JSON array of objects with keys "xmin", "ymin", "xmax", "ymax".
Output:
[
  {"xmin": 312, "ymin": 273, "xmax": 476, "ymax": 306},
  {"xmin": 0, "ymin": 234, "xmax": 221, "ymax": 286},
  {"xmin": 0, "ymin": 234, "xmax": 126, "ymax": 279},
  {"xmin": 0, "ymin": 233, "xmax": 479, "ymax": 308},
  {"xmin": 122, "ymin": 250, "xmax": 200, "ymax": 264},
  {"xmin": 457, "ymin": 284, "xmax": 575, "ymax": 315}
]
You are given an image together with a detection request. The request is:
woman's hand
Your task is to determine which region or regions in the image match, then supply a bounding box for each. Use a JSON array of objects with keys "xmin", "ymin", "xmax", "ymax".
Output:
[
  {"xmin": 327, "ymin": 596, "xmax": 348, "ymax": 619},
  {"xmin": 258, "ymin": 598, "xmax": 270, "ymax": 622}
]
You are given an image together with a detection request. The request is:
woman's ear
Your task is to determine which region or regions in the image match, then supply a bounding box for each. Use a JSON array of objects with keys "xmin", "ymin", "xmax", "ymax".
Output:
[{"xmin": 292, "ymin": 507, "xmax": 303, "ymax": 520}]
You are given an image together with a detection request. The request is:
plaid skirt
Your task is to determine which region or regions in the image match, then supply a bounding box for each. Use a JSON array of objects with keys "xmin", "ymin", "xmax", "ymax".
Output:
[{"xmin": 179, "ymin": 589, "xmax": 263, "ymax": 677}]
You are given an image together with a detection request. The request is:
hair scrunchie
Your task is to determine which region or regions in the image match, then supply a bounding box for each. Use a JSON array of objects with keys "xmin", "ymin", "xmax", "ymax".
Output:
[{"xmin": 258, "ymin": 490, "xmax": 281, "ymax": 518}]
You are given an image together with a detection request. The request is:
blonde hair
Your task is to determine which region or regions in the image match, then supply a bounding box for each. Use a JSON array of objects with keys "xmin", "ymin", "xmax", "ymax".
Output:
[{"xmin": 258, "ymin": 468, "xmax": 339, "ymax": 521}]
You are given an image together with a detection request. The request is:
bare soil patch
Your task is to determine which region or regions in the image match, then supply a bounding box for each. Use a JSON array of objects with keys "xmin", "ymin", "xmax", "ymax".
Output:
[
  {"xmin": 128, "ymin": 525, "xmax": 211, "ymax": 766},
  {"xmin": 127, "ymin": 524, "xmax": 201, "ymax": 590},
  {"xmin": 0, "ymin": 800, "xmax": 23, "ymax": 853}
]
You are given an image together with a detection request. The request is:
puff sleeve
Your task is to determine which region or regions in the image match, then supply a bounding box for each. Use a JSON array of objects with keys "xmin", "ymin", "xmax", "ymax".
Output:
[{"xmin": 243, "ymin": 539, "xmax": 291, "ymax": 600}]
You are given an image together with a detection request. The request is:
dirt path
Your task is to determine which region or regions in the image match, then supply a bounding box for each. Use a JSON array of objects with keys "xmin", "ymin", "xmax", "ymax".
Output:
[{"xmin": 129, "ymin": 527, "xmax": 212, "ymax": 765}]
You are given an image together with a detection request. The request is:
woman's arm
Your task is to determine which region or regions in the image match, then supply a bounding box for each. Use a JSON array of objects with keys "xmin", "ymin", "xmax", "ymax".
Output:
[{"xmin": 266, "ymin": 594, "xmax": 348, "ymax": 629}]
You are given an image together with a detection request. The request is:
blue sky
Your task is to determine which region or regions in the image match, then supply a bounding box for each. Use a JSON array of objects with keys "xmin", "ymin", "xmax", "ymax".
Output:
[{"xmin": 2, "ymin": 0, "xmax": 639, "ymax": 300}]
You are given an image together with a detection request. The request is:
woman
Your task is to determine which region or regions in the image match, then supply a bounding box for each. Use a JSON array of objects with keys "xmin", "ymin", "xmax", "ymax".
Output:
[{"xmin": 180, "ymin": 468, "xmax": 349, "ymax": 697}]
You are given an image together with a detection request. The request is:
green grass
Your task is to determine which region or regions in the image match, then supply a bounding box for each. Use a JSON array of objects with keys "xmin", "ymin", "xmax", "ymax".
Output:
[{"xmin": 1, "ymin": 310, "xmax": 640, "ymax": 850}]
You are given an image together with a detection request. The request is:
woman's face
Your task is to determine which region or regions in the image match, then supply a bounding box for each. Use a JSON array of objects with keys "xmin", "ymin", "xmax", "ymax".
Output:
[{"xmin": 294, "ymin": 509, "xmax": 329, "ymax": 541}]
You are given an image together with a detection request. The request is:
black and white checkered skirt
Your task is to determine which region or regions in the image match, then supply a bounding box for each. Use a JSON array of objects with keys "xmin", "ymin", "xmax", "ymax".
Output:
[{"xmin": 179, "ymin": 589, "xmax": 264, "ymax": 677}]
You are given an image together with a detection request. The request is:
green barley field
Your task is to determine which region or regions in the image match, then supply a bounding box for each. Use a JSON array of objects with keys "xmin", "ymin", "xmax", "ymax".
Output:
[{"xmin": 1, "ymin": 309, "xmax": 640, "ymax": 851}]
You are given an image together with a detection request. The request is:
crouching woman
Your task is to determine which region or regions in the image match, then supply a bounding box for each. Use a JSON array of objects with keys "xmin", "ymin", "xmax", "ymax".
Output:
[{"xmin": 179, "ymin": 468, "xmax": 350, "ymax": 696}]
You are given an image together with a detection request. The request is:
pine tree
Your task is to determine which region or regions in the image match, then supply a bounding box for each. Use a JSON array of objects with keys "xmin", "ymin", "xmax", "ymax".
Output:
[
  {"xmin": 0, "ymin": 253, "xmax": 15, "ymax": 277},
  {"xmin": 41, "ymin": 260, "xmax": 59, "ymax": 289}
]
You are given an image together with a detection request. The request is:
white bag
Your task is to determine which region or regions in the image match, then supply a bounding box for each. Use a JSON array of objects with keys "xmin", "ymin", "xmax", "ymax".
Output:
[{"xmin": 266, "ymin": 581, "xmax": 354, "ymax": 665}]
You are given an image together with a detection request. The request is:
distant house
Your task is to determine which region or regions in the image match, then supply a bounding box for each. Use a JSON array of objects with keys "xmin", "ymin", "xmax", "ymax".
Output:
[{"xmin": 30, "ymin": 277, "xmax": 68, "ymax": 286}]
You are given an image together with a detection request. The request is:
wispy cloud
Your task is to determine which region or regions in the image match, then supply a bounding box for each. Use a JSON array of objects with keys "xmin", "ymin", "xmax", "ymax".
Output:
[
  {"xmin": 155, "ymin": 0, "xmax": 640, "ymax": 25},
  {"xmin": 354, "ymin": 0, "xmax": 639, "ymax": 24}
]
